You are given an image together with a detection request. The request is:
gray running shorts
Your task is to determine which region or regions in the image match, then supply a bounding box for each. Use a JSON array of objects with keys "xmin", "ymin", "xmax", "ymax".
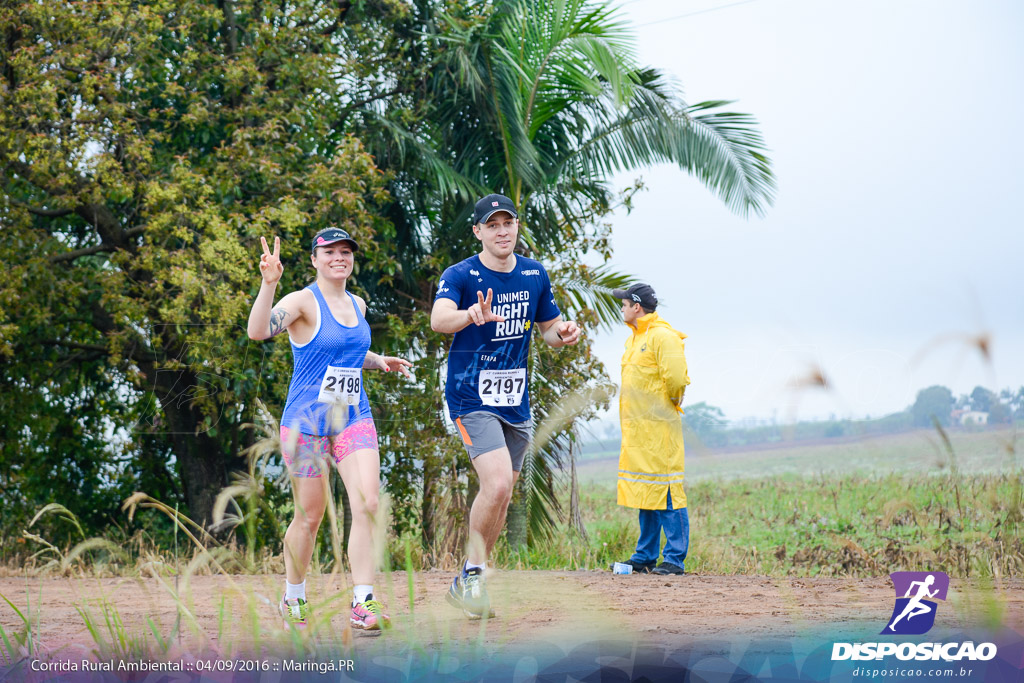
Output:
[{"xmin": 454, "ymin": 411, "xmax": 532, "ymax": 472}]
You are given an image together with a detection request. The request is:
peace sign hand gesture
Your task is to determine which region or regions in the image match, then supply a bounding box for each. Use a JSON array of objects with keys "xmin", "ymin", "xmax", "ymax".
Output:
[
  {"xmin": 259, "ymin": 236, "xmax": 283, "ymax": 285},
  {"xmin": 467, "ymin": 288, "xmax": 506, "ymax": 326}
]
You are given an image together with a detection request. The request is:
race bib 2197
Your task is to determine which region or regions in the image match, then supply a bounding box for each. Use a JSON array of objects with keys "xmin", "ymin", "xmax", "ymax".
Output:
[{"xmin": 478, "ymin": 368, "xmax": 526, "ymax": 407}]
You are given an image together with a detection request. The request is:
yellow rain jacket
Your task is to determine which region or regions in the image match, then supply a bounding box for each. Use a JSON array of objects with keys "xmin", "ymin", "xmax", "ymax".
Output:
[{"xmin": 618, "ymin": 311, "xmax": 689, "ymax": 510}]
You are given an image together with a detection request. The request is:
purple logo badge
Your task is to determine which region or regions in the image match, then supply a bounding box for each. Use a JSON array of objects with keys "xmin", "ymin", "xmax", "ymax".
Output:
[{"xmin": 883, "ymin": 571, "xmax": 949, "ymax": 635}]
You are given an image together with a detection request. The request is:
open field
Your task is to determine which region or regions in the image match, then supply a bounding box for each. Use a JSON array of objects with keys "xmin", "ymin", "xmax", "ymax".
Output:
[
  {"xmin": 496, "ymin": 472, "xmax": 1024, "ymax": 578},
  {"xmin": 495, "ymin": 427, "xmax": 1023, "ymax": 578},
  {"xmin": 577, "ymin": 427, "xmax": 1021, "ymax": 484}
]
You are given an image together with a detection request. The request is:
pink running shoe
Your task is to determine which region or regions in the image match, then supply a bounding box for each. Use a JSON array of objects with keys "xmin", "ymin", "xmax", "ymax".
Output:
[{"xmin": 350, "ymin": 596, "xmax": 389, "ymax": 630}]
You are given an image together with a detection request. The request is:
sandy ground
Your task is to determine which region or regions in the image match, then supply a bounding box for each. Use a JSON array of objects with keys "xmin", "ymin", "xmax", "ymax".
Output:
[{"xmin": 1, "ymin": 571, "xmax": 1021, "ymax": 658}]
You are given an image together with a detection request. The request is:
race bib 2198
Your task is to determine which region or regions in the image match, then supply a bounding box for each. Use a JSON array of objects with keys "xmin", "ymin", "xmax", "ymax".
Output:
[{"xmin": 317, "ymin": 366, "xmax": 361, "ymax": 404}]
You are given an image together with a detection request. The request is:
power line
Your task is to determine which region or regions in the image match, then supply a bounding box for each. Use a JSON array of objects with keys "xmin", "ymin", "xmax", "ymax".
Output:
[{"xmin": 633, "ymin": 0, "xmax": 762, "ymax": 28}]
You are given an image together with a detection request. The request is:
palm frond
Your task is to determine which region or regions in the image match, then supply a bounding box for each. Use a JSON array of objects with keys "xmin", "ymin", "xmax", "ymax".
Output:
[
  {"xmin": 683, "ymin": 100, "xmax": 777, "ymax": 216},
  {"xmin": 565, "ymin": 79, "xmax": 776, "ymax": 217},
  {"xmin": 554, "ymin": 263, "xmax": 635, "ymax": 331},
  {"xmin": 364, "ymin": 112, "xmax": 485, "ymax": 200},
  {"xmin": 521, "ymin": 440, "xmax": 562, "ymax": 542},
  {"xmin": 521, "ymin": 379, "xmax": 567, "ymax": 541}
]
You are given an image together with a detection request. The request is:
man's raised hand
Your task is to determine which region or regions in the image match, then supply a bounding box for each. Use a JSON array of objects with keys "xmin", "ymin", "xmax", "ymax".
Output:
[
  {"xmin": 259, "ymin": 236, "xmax": 283, "ymax": 285},
  {"xmin": 467, "ymin": 288, "xmax": 506, "ymax": 326},
  {"xmin": 557, "ymin": 320, "xmax": 581, "ymax": 345}
]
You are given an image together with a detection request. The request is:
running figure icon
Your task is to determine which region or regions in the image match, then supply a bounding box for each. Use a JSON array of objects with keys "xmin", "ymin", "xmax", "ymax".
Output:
[{"xmin": 887, "ymin": 574, "xmax": 939, "ymax": 632}]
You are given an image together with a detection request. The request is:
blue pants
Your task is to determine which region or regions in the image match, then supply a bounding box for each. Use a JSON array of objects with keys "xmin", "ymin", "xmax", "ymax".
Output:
[{"xmin": 629, "ymin": 489, "xmax": 689, "ymax": 569}]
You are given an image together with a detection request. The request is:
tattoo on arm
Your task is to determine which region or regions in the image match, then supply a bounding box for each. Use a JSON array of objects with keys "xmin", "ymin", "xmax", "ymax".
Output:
[{"xmin": 269, "ymin": 307, "xmax": 288, "ymax": 336}]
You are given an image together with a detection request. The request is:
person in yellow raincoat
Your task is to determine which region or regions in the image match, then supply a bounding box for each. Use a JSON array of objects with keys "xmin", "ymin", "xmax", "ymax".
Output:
[{"xmin": 612, "ymin": 283, "xmax": 690, "ymax": 575}]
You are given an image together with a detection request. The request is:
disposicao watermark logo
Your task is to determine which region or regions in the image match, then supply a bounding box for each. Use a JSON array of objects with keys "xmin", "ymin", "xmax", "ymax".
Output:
[
  {"xmin": 831, "ymin": 570, "xmax": 998, "ymax": 663},
  {"xmin": 883, "ymin": 571, "xmax": 949, "ymax": 635}
]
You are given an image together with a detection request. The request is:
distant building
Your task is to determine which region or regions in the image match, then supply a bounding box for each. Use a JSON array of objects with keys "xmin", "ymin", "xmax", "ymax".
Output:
[{"xmin": 960, "ymin": 411, "xmax": 989, "ymax": 426}]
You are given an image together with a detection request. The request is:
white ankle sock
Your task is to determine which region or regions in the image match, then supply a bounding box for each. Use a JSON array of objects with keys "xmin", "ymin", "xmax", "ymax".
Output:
[
  {"xmin": 465, "ymin": 560, "xmax": 485, "ymax": 573},
  {"xmin": 285, "ymin": 580, "xmax": 306, "ymax": 601},
  {"xmin": 353, "ymin": 584, "xmax": 373, "ymax": 605}
]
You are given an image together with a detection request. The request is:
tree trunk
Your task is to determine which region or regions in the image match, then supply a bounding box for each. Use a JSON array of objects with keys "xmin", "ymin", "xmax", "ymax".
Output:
[
  {"xmin": 420, "ymin": 449, "xmax": 442, "ymax": 552},
  {"xmin": 328, "ymin": 473, "xmax": 352, "ymax": 571},
  {"xmin": 162, "ymin": 407, "xmax": 230, "ymax": 530},
  {"xmin": 465, "ymin": 462, "xmax": 479, "ymax": 517},
  {"xmin": 154, "ymin": 368, "xmax": 240, "ymax": 532},
  {"xmin": 341, "ymin": 475, "xmax": 352, "ymax": 555},
  {"xmin": 420, "ymin": 341, "xmax": 445, "ymax": 558},
  {"xmin": 505, "ymin": 475, "xmax": 528, "ymax": 549},
  {"xmin": 569, "ymin": 440, "xmax": 588, "ymax": 541},
  {"xmin": 90, "ymin": 297, "xmax": 242, "ymax": 532}
]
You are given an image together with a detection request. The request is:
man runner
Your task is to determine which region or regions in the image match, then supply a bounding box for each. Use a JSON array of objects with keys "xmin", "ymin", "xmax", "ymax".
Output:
[{"xmin": 430, "ymin": 194, "xmax": 581, "ymax": 618}]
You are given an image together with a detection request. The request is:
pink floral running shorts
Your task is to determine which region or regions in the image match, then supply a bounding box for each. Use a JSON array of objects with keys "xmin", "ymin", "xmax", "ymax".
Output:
[{"xmin": 280, "ymin": 419, "xmax": 378, "ymax": 478}]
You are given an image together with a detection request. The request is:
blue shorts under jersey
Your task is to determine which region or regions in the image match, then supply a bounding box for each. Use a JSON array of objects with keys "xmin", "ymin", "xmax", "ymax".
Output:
[{"xmin": 435, "ymin": 254, "xmax": 561, "ymax": 423}]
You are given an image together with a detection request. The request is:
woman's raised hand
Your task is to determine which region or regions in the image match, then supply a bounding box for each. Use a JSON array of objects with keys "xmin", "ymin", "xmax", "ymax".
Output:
[{"xmin": 259, "ymin": 236, "xmax": 283, "ymax": 285}]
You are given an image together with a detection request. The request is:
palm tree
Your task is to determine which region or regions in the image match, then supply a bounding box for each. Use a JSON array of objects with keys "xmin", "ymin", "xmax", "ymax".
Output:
[
  {"xmin": 347, "ymin": 0, "xmax": 775, "ymax": 549},
  {"xmin": 433, "ymin": 0, "xmax": 777, "ymax": 545},
  {"xmin": 430, "ymin": 0, "xmax": 774, "ymax": 248}
]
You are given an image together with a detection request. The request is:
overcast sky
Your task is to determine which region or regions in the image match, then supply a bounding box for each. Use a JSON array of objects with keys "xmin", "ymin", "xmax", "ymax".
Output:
[{"xmin": 587, "ymin": 0, "xmax": 1024, "ymax": 423}]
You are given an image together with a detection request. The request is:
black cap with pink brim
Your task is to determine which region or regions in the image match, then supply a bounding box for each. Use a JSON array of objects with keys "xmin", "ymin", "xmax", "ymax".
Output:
[{"xmin": 311, "ymin": 228, "xmax": 359, "ymax": 252}]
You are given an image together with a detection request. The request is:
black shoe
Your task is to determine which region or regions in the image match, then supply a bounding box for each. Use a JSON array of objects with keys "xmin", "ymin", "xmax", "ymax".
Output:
[
  {"xmin": 610, "ymin": 559, "xmax": 656, "ymax": 574},
  {"xmin": 651, "ymin": 562, "xmax": 685, "ymax": 575}
]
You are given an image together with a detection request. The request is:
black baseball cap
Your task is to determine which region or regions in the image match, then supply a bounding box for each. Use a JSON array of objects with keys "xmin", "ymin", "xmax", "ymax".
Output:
[
  {"xmin": 311, "ymin": 228, "xmax": 359, "ymax": 252},
  {"xmin": 612, "ymin": 283, "xmax": 658, "ymax": 310},
  {"xmin": 474, "ymin": 194, "xmax": 518, "ymax": 224}
]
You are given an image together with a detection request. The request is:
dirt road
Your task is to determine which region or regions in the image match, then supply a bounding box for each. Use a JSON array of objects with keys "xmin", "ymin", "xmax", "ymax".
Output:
[{"xmin": 1, "ymin": 571, "xmax": 1020, "ymax": 656}]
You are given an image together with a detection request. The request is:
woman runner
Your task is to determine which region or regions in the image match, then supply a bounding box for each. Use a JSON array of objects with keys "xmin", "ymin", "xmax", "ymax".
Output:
[{"xmin": 247, "ymin": 228, "xmax": 411, "ymax": 630}]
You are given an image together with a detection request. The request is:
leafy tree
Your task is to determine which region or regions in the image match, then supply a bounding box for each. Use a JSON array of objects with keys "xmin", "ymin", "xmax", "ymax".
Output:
[
  {"xmin": 0, "ymin": 346, "xmax": 159, "ymax": 548},
  {"xmin": 969, "ymin": 386, "xmax": 997, "ymax": 413},
  {"xmin": 436, "ymin": 0, "xmax": 774, "ymax": 545},
  {"xmin": 0, "ymin": 0, "xmax": 392, "ymax": 529},
  {"xmin": 1, "ymin": 0, "xmax": 775, "ymax": 561},
  {"xmin": 1011, "ymin": 387, "xmax": 1024, "ymax": 420},
  {"xmin": 910, "ymin": 385, "xmax": 954, "ymax": 428},
  {"xmin": 353, "ymin": 0, "xmax": 775, "ymax": 547},
  {"xmin": 682, "ymin": 402, "xmax": 729, "ymax": 448},
  {"xmin": 988, "ymin": 401, "xmax": 1011, "ymax": 425}
]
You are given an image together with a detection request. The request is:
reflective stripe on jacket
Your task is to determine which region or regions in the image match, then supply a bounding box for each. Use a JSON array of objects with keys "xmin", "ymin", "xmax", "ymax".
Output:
[{"xmin": 617, "ymin": 312, "xmax": 689, "ymax": 510}]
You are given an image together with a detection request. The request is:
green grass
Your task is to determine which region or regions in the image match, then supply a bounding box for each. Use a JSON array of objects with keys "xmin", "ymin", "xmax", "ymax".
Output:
[
  {"xmin": 495, "ymin": 427, "xmax": 1023, "ymax": 577},
  {"xmin": 492, "ymin": 472, "xmax": 1023, "ymax": 578},
  {"xmin": 0, "ymin": 587, "xmax": 39, "ymax": 667},
  {"xmin": 8, "ymin": 428, "xmax": 1021, "ymax": 585}
]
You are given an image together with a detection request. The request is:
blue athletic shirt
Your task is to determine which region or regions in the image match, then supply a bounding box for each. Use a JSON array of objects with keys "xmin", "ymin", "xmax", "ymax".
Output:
[
  {"xmin": 280, "ymin": 283, "xmax": 372, "ymax": 435},
  {"xmin": 435, "ymin": 254, "xmax": 561, "ymax": 423}
]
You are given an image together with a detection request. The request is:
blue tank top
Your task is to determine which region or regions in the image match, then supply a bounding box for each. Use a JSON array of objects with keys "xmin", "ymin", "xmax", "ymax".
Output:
[{"xmin": 280, "ymin": 283, "xmax": 372, "ymax": 435}]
